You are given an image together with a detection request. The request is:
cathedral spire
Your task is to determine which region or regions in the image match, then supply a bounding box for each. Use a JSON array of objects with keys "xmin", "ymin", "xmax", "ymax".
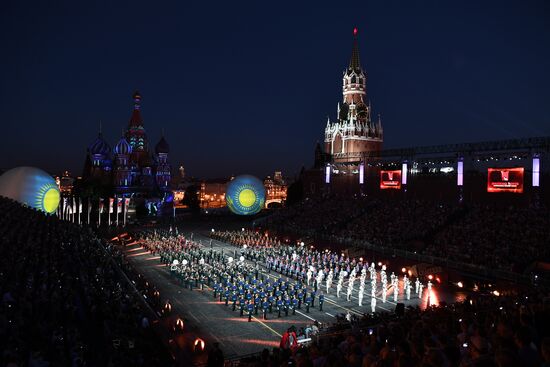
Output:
[
  {"xmin": 126, "ymin": 90, "xmax": 148, "ymax": 156},
  {"xmin": 128, "ymin": 91, "xmax": 144, "ymax": 128},
  {"xmin": 349, "ymin": 27, "xmax": 361, "ymax": 70},
  {"xmin": 133, "ymin": 91, "xmax": 141, "ymax": 110}
]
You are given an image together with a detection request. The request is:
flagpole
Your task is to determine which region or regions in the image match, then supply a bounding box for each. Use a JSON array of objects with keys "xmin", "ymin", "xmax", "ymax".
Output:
[
  {"xmin": 98, "ymin": 198, "xmax": 102, "ymax": 227},
  {"xmin": 87, "ymin": 197, "xmax": 91, "ymax": 224},
  {"xmin": 124, "ymin": 198, "xmax": 128, "ymax": 227}
]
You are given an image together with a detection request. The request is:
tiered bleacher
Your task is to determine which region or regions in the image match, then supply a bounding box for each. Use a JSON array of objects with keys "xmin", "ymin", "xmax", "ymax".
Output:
[
  {"xmin": 266, "ymin": 197, "xmax": 550, "ymax": 275},
  {"xmin": 234, "ymin": 288, "xmax": 550, "ymax": 367},
  {"xmin": 0, "ymin": 196, "xmax": 173, "ymax": 366}
]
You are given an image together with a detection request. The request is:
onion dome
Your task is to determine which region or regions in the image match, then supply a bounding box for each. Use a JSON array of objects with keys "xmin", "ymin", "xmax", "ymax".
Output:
[
  {"xmin": 89, "ymin": 133, "xmax": 111, "ymax": 155},
  {"xmin": 114, "ymin": 136, "xmax": 132, "ymax": 155},
  {"xmin": 155, "ymin": 135, "xmax": 170, "ymax": 154}
]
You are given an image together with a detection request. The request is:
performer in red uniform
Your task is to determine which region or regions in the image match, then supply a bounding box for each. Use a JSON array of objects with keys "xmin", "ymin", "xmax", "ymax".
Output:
[{"xmin": 279, "ymin": 326, "xmax": 298, "ymax": 351}]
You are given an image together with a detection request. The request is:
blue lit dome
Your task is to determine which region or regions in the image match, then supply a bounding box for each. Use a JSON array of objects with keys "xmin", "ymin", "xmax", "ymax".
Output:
[
  {"xmin": 114, "ymin": 136, "xmax": 132, "ymax": 155},
  {"xmin": 89, "ymin": 133, "xmax": 111, "ymax": 155}
]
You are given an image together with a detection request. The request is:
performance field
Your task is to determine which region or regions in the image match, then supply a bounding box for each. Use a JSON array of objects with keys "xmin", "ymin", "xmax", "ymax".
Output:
[{"xmin": 119, "ymin": 226, "xmax": 455, "ymax": 360}]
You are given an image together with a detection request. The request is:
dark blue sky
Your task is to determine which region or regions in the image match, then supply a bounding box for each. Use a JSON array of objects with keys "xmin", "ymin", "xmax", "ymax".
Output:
[{"xmin": 1, "ymin": 0, "xmax": 549, "ymax": 178}]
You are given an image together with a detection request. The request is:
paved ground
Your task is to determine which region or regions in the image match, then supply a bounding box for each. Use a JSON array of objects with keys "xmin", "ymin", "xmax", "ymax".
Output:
[{"xmin": 121, "ymin": 227, "xmax": 447, "ymax": 360}]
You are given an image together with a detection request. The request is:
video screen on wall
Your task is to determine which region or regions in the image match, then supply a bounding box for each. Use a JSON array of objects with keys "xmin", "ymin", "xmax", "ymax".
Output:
[
  {"xmin": 487, "ymin": 167, "xmax": 524, "ymax": 193},
  {"xmin": 380, "ymin": 170, "xmax": 402, "ymax": 189}
]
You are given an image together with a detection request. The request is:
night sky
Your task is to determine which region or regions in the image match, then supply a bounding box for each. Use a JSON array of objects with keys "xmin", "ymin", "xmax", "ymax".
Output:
[{"xmin": 1, "ymin": 1, "xmax": 549, "ymax": 179}]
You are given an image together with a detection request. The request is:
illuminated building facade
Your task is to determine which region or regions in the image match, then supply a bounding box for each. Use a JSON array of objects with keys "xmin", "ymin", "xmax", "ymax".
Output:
[
  {"xmin": 264, "ymin": 171, "xmax": 287, "ymax": 207},
  {"xmin": 83, "ymin": 91, "xmax": 171, "ymax": 198},
  {"xmin": 200, "ymin": 180, "xmax": 227, "ymax": 208},
  {"xmin": 324, "ymin": 28, "xmax": 383, "ymax": 163},
  {"xmin": 56, "ymin": 171, "xmax": 75, "ymax": 195}
]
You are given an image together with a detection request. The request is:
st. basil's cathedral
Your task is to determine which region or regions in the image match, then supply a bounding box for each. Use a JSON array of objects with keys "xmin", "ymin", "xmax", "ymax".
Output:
[{"xmin": 82, "ymin": 92, "xmax": 172, "ymax": 201}]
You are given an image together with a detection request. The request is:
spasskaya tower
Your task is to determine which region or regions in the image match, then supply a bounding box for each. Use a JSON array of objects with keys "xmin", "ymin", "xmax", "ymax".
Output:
[{"xmin": 324, "ymin": 28, "xmax": 383, "ymax": 163}]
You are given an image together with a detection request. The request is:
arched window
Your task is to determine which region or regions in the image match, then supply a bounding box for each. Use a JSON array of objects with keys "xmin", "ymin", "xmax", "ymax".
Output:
[{"xmin": 351, "ymin": 76, "xmax": 356, "ymax": 84}]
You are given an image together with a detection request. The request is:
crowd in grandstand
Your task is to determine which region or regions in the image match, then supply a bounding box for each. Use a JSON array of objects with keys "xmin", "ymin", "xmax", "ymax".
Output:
[
  {"xmin": 341, "ymin": 200, "xmax": 457, "ymax": 251},
  {"xmin": 266, "ymin": 196, "xmax": 550, "ymax": 274},
  {"xmin": 425, "ymin": 205, "xmax": 550, "ymax": 273},
  {"xmin": 237, "ymin": 287, "xmax": 550, "ymax": 367},
  {"xmin": 265, "ymin": 196, "xmax": 372, "ymax": 237},
  {"xmin": 0, "ymin": 197, "xmax": 172, "ymax": 366}
]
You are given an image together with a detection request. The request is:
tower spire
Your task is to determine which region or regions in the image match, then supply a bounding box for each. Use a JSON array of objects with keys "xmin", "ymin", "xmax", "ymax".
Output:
[
  {"xmin": 349, "ymin": 27, "xmax": 361, "ymax": 70},
  {"xmin": 133, "ymin": 91, "xmax": 141, "ymax": 110},
  {"xmin": 128, "ymin": 91, "xmax": 144, "ymax": 127}
]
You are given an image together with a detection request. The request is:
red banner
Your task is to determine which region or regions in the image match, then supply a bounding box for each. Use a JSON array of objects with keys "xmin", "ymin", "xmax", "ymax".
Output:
[
  {"xmin": 380, "ymin": 170, "xmax": 402, "ymax": 190},
  {"xmin": 487, "ymin": 167, "xmax": 524, "ymax": 193}
]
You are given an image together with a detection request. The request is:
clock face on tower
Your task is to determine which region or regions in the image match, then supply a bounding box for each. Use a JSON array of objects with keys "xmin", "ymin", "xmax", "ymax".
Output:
[{"xmin": 356, "ymin": 104, "xmax": 368, "ymax": 119}]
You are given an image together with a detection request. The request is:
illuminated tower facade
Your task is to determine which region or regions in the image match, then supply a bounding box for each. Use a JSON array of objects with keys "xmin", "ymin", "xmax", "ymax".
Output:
[
  {"xmin": 155, "ymin": 134, "xmax": 171, "ymax": 192},
  {"xmin": 324, "ymin": 28, "xmax": 383, "ymax": 162},
  {"xmin": 113, "ymin": 135, "xmax": 132, "ymax": 188},
  {"xmin": 126, "ymin": 91, "xmax": 149, "ymax": 163}
]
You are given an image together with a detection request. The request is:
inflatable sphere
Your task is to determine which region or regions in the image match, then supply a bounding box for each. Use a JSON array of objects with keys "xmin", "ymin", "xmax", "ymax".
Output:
[
  {"xmin": 0, "ymin": 167, "xmax": 60, "ymax": 214},
  {"xmin": 225, "ymin": 175, "xmax": 265, "ymax": 215}
]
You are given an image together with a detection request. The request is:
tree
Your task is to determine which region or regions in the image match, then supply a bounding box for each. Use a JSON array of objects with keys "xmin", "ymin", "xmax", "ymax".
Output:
[
  {"xmin": 286, "ymin": 180, "xmax": 303, "ymax": 206},
  {"xmin": 183, "ymin": 184, "xmax": 201, "ymax": 212}
]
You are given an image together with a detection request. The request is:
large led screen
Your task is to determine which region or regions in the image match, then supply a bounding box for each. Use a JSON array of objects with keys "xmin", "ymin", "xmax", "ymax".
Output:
[
  {"xmin": 487, "ymin": 167, "xmax": 524, "ymax": 193},
  {"xmin": 380, "ymin": 170, "xmax": 402, "ymax": 190}
]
